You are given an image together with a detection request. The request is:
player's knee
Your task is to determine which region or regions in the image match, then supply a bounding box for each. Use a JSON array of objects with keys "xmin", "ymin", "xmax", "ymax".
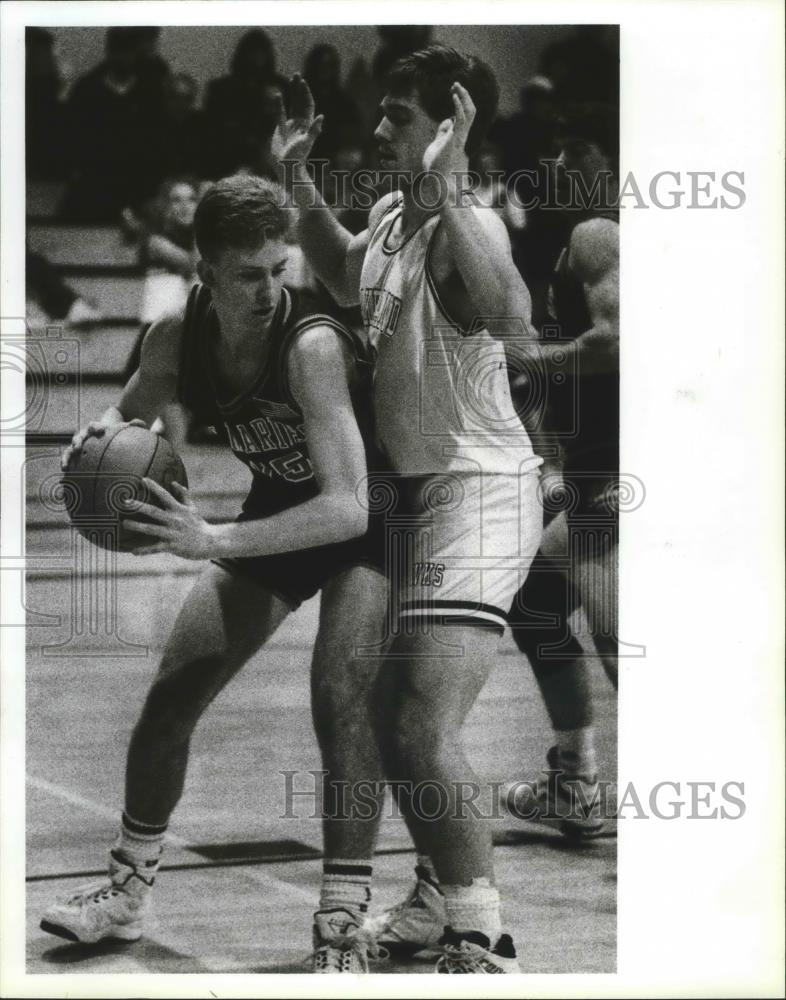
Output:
[
  {"xmin": 389, "ymin": 698, "xmax": 448, "ymax": 768},
  {"xmin": 311, "ymin": 665, "xmax": 372, "ymax": 742}
]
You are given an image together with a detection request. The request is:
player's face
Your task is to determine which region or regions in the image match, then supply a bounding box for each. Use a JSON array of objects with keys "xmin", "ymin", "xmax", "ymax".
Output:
[
  {"xmin": 165, "ymin": 183, "xmax": 198, "ymax": 228},
  {"xmin": 203, "ymin": 239, "xmax": 289, "ymax": 333},
  {"xmin": 555, "ymin": 140, "xmax": 612, "ymax": 205},
  {"xmin": 374, "ymin": 91, "xmax": 441, "ymax": 178}
]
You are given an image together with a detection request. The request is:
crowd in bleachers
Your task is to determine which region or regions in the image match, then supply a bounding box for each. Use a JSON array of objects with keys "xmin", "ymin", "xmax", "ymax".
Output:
[{"xmin": 26, "ymin": 25, "xmax": 619, "ymax": 329}]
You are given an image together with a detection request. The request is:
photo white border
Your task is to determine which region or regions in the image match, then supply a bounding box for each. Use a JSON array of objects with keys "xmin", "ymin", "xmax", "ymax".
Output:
[{"xmin": 2, "ymin": 1, "xmax": 784, "ymax": 996}]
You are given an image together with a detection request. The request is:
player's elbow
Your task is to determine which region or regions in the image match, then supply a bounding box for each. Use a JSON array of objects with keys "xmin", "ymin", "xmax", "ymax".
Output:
[{"xmin": 331, "ymin": 492, "xmax": 368, "ymax": 540}]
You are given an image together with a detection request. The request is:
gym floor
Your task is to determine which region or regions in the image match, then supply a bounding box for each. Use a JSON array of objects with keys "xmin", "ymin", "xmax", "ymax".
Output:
[{"xmin": 25, "ymin": 505, "xmax": 617, "ymax": 974}]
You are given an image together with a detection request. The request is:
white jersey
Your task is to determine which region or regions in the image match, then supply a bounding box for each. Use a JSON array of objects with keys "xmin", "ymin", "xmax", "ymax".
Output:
[{"xmin": 359, "ymin": 195, "xmax": 542, "ymax": 477}]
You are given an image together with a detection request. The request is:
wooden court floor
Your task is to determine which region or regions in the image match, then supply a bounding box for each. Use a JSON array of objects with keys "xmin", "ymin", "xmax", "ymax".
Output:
[{"xmin": 26, "ymin": 594, "xmax": 617, "ymax": 975}]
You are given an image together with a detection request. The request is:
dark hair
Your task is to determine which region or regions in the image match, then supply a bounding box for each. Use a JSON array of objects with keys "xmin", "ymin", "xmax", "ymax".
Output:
[
  {"xmin": 559, "ymin": 103, "xmax": 619, "ymax": 169},
  {"xmin": 231, "ymin": 28, "xmax": 276, "ymax": 77},
  {"xmin": 386, "ymin": 44, "xmax": 499, "ymax": 157},
  {"xmin": 303, "ymin": 43, "xmax": 340, "ymax": 86},
  {"xmin": 105, "ymin": 27, "xmax": 141, "ymax": 56},
  {"xmin": 26, "ymin": 27, "xmax": 54, "ymax": 49},
  {"xmin": 194, "ymin": 175, "xmax": 291, "ymax": 262}
]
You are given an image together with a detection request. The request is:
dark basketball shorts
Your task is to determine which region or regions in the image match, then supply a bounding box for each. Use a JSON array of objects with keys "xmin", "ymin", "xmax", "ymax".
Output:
[
  {"xmin": 212, "ymin": 507, "xmax": 387, "ymax": 610},
  {"xmin": 544, "ymin": 373, "xmax": 619, "ymax": 526},
  {"xmin": 544, "ymin": 440, "xmax": 620, "ymax": 557},
  {"xmin": 561, "ymin": 441, "xmax": 619, "ymax": 518}
]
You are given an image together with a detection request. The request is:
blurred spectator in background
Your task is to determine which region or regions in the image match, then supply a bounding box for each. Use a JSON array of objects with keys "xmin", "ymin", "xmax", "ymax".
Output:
[
  {"xmin": 492, "ymin": 75, "xmax": 558, "ymax": 179},
  {"xmin": 26, "ymin": 28, "xmax": 66, "ymax": 180},
  {"xmin": 539, "ymin": 26, "xmax": 619, "ymax": 107},
  {"xmin": 62, "ymin": 27, "xmax": 165, "ymax": 221},
  {"xmin": 132, "ymin": 26, "xmax": 170, "ymax": 103},
  {"xmin": 491, "ymin": 75, "xmax": 566, "ymax": 327},
  {"xmin": 120, "ymin": 176, "xmax": 199, "ymax": 330},
  {"xmin": 122, "ymin": 176, "xmax": 200, "ymax": 441},
  {"xmin": 371, "ymin": 25, "xmax": 433, "ymax": 90},
  {"xmin": 145, "ymin": 73, "xmax": 208, "ymax": 186},
  {"xmin": 302, "ymin": 44, "xmax": 362, "ymax": 166},
  {"xmin": 204, "ymin": 29, "xmax": 289, "ymax": 178},
  {"xmin": 330, "ymin": 141, "xmax": 371, "ymax": 236},
  {"xmin": 26, "ymin": 248, "xmax": 103, "ymax": 326},
  {"xmin": 471, "ymin": 141, "xmax": 527, "ymax": 241}
]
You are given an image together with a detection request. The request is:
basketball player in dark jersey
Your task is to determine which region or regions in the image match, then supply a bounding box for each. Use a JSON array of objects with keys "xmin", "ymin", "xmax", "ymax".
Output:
[
  {"xmin": 42, "ymin": 175, "xmax": 390, "ymax": 973},
  {"xmin": 502, "ymin": 108, "xmax": 620, "ymax": 838}
]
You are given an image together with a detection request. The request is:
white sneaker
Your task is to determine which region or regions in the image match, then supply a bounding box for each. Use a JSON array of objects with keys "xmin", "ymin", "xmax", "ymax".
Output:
[
  {"xmin": 312, "ymin": 909, "xmax": 386, "ymax": 973},
  {"xmin": 435, "ymin": 929, "xmax": 520, "ymax": 974},
  {"xmin": 364, "ymin": 866, "xmax": 446, "ymax": 957},
  {"xmin": 40, "ymin": 850, "xmax": 157, "ymax": 943},
  {"xmin": 500, "ymin": 746, "xmax": 608, "ymax": 839}
]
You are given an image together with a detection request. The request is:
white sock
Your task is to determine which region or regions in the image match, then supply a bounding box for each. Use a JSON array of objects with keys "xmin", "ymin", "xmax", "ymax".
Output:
[
  {"xmin": 555, "ymin": 728, "xmax": 597, "ymax": 776},
  {"xmin": 115, "ymin": 811, "xmax": 166, "ymax": 867},
  {"xmin": 442, "ymin": 879, "xmax": 502, "ymax": 944},
  {"xmin": 318, "ymin": 858, "xmax": 373, "ymax": 923}
]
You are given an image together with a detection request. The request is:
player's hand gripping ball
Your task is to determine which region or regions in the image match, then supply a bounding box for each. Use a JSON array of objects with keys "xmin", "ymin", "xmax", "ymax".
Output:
[{"xmin": 61, "ymin": 423, "xmax": 188, "ymax": 552}]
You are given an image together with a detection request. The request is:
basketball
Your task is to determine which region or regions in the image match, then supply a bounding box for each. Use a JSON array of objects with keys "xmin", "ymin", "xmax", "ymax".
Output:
[{"xmin": 61, "ymin": 424, "xmax": 188, "ymax": 551}]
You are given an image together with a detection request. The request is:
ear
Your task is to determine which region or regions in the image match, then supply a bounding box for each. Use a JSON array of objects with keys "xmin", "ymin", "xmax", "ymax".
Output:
[{"xmin": 196, "ymin": 258, "xmax": 214, "ymax": 287}]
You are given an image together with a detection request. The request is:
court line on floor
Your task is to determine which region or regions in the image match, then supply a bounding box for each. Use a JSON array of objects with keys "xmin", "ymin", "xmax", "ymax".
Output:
[
  {"xmin": 27, "ymin": 773, "xmax": 318, "ymax": 902},
  {"xmin": 27, "ymin": 845, "xmax": 419, "ymax": 884}
]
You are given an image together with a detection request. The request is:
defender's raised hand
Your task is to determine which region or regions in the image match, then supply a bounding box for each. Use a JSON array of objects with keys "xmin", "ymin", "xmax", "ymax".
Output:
[
  {"xmin": 270, "ymin": 73, "xmax": 324, "ymax": 165},
  {"xmin": 422, "ymin": 81, "xmax": 476, "ymax": 179}
]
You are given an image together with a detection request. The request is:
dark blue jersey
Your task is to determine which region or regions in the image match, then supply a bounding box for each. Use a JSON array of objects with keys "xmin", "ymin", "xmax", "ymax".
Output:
[{"xmin": 177, "ymin": 283, "xmax": 378, "ymax": 517}]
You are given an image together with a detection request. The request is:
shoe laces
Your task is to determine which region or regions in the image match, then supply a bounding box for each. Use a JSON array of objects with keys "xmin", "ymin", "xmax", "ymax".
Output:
[
  {"xmin": 66, "ymin": 879, "xmax": 122, "ymax": 907},
  {"xmin": 314, "ymin": 929, "xmax": 387, "ymax": 972},
  {"xmin": 436, "ymin": 940, "xmax": 490, "ymax": 974}
]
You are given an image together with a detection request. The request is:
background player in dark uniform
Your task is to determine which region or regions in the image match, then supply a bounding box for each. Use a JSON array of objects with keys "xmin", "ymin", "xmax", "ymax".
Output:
[
  {"xmin": 42, "ymin": 175, "xmax": 390, "ymax": 973},
  {"xmin": 503, "ymin": 107, "xmax": 620, "ymax": 836}
]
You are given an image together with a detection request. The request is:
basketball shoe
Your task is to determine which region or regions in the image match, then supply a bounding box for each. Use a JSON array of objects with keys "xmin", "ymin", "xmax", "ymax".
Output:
[
  {"xmin": 40, "ymin": 849, "xmax": 157, "ymax": 943},
  {"xmin": 499, "ymin": 745, "xmax": 607, "ymax": 839},
  {"xmin": 363, "ymin": 864, "xmax": 446, "ymax": 957},
  {"xmin": 435, "ymin": 928, "xmax": 520, "ymax": 974},
  {"xmin": 312, "ymin": 909, "xmax": 387, "ymax": 973}
]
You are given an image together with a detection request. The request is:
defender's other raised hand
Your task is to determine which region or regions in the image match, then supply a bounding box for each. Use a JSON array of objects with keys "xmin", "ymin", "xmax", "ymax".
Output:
[{"xmin": 271, "ymin": 74, "xmax": 324, "ymax": 165}]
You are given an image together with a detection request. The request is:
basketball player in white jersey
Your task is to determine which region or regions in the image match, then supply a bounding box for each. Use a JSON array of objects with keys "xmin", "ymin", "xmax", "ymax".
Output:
[{"xmin": 275, "ymin": 46, "xmax": 543, "ymax": 973}]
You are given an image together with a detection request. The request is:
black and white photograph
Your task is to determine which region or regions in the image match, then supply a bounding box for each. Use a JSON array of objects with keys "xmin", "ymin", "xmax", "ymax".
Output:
[{"xmin": 0, "ymin": 1, "xmax": 783, "ymax": 996}]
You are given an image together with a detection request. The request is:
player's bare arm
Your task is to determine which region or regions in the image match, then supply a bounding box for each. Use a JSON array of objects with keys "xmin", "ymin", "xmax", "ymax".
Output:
[
  {"xmin": 60, "ymin": 311, "xmax": 184, "ymax": 471},
  {"xmin": 127, "ymin": 326, "xmax": 369, "ymax": 561},
  {"xmin": 427, "ymin": 83, "xmax": 537, "ymax": 340},
  {"xmin": 272, "ymin": 74, "xmax": 396, "ymax": 307},
  {"xmin": 543, "ymin": 217, "xmax": 619, "ymax": 375}
]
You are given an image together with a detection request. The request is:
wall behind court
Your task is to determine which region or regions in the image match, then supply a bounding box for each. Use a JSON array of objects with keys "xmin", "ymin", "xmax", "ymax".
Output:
[{"xmin": 45, "ymin": 24, "xmax": 574, "ymax": 117}]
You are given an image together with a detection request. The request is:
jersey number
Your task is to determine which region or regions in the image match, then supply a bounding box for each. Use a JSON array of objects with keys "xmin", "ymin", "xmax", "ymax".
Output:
[{"xmin": 270, "ymin": 451, "xmax": 313, "ymax": 483}]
